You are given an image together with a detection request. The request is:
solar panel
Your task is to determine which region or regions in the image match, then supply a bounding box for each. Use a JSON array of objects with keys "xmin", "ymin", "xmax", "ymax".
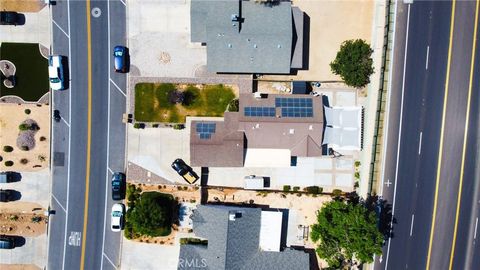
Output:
[
  {"xmin": 275, "ymin": 97, "xmax": 314, "ymax": 117},
  {"xmin": 196, "ymin": 122, "xmax": 216, "ymax": 139},
  {"xmin": 244, "ymin": 107, "xmax": 275, "ymax": 117}
]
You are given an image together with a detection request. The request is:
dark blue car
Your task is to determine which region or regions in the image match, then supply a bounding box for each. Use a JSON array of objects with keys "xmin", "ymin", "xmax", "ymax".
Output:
[{"xmin": 113, "ymin": 46, "xmax": 128, "ymax": 73}]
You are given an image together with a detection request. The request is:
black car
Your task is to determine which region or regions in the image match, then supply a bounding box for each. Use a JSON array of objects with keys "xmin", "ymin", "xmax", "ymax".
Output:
[
  {"xmin": 171, "ymin": 159, "xmax": 198, "ymax": 184},
  {"xmin": 111, "ymin": 172, "xmax": 125, "ymax": 201},
  {"xmin": 0, "ymin": 172, "xmax": 14, "ymax": 183},
  {"xmin": 0, "ymin": 235, "xmax": 15, "ymax": 249},
  {"xmin": 53, "ymin": 110, "xmax": 61, "ymax": 122},
  {"xmin": 0, "ymin": 189, "xmax": 12, "ymax": 202},
  {"xmin": 0, "ymin": 11, "xmax": 19, "ymax": 25}
]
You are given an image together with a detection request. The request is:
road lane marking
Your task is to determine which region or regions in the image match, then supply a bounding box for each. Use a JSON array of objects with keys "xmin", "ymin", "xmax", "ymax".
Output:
[
  {"xmin": 103, "ymin": 253, "xmax": 118, "ymax": 269},
  {"xmin": 68, "ymin": 231, "xmax": 81, "ymax": 246},
  {"xmin": 52, "ymin": 19, "xmax": 69, "ymax": 38},
  {"xmin": 410, "ymin": 214, "xmax": 415, "ymax": 236},
  {"xmin": 119, "ymin": 0, "xmax": 126, "ymax": 7},
  {"xmin": 475, "ymin": 218, "xmax": 479, "ymax": 240},
  {"xmin": 426, "ymin": 1, "xmax": 456, "ymax": 269},
  {"xmin": 384, "ymin": 3, "xmax": 410, "ymax": 269},
  {"xmin": 101, "ymin": 4, "xmax": 112, "ymax": 268},
  {"xmin": 52, "ymin": 193, "xmax": 67, "ymax": 213},
  {"xmin": 80, "ymin": 0, "xmax": 93, "ymax": 268},
  {"xmin": 61, "ymin": 117, "xmax": 70, "ymax": 127},
  {"xmin": 425, "ymin": 46, "xmax": 430, "ymax": 70},
  {"xmin": 418, "ymin": 132, "xmax": 423, "ymax": 155},
  {"xmin": 110, "ymin": 78, "xmax": 126, "ymax": 97},
  {"xmin": 61, "ymin": 0, "xmax": 73, "ymax": 269},
  {"xmin": 449, "ymin": 1, "xmax": 479, "ymax": 268}
]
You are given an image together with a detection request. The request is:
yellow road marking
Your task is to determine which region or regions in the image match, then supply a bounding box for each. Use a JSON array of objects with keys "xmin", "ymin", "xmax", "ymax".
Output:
[
  {"xmin": 426, "ymin": 0, "xmax": 456, "ymax": 269},
  {"xmin": 80, "ymin": 0, "xmax": 93, "ymax": 269},
  {"xmin": 449, "ymin": 1, "xmax": 480, "ymax": 269}
]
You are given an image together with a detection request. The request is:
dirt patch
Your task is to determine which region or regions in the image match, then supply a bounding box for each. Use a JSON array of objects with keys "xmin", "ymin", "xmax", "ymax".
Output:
[
  {"xmin": 0, "ymin": 265, "xmax": 41, "ymax": 270},
  {"xmin": 0, "ymin": 0, "xmax": 46, "ymax": 13},
  {"xmin": 0, "ymin": 202, "xmax": 46, "ymax": 237},
  {"xmin": 0, "ymin": 103, "xmax": 50, "ymax": 171}
]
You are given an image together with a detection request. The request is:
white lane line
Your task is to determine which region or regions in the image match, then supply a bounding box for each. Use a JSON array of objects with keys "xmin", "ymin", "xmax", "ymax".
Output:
[
  {"xmin": 108, "ymin": 167, "xmax": 113, "ymax": 175},
  {"xmin": 410, "ymin": 214, "xmax": 415, "ymax": 236},
  {"xmin": 100, "ymin": 2, "xmax": 112, "ymax": 269},
  {"xmin": 119, "ymin": 0, "xmax": 126, "ymax": 7},
  {"xmin": 52, "ymin": 194, "xmax": 67, "ymax": 213},
  {"xmin": 475, "ymin": 218, "xmax": 479, "ymax": 240},
  {"xmin": 52, "ymin": 19, "xmax": 69, "ymax": 38},
  {"xmin": 385, "ymin": 3, "xmax": 411, "ymax": 269},
  {"xmin": 62, "ymin": 0, "xmax": 73, "ymax": 269},
  {"xmin": 418, "ymin": 132, "xmax": 423, "ymax": 155},
  {"xmin": 103, "ymin": 253, "xmax": 118, "ymax": 269},
  {"xmin": 61, "ymin": 117, "xmax": 70, "ymax": 127},
  {"xmin": 110, "ymin": 79, "xmax": 126, "ymax": 97},
  {"xmin": 425, "ymin": 45, "xmax": 430, "ymax": 70}
]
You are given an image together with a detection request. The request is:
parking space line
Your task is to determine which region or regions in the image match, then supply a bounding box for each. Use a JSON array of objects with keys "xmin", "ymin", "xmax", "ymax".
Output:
[
  {"xmin": 61, "ymin": 117, "xmax": 70, "ymax": 127},
  {"xmin": 119, "ymin": 0, "xmax": 126, "ymax": 7},
  {"xmin": 52, "ymin": 193, "xmax": 67, "ymax": 213},
  {"xmin": 52, "ymin": 19, "xmax": 70, "ymax": 38},
  {"xmin": 110, "ymin": 79, "xmax": 126, "ymax": 97},
  {"xmin": 108, "ymin": 167, "xmax": 113, "ymax": 175},
  {"xmin": 103, "ymin": 253, "xmax": 118, "ymax": 269}
]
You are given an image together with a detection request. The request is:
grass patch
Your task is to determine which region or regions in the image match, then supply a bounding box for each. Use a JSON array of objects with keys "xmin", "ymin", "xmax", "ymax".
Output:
[
  {"xmin": 134, "ymin": 83, "xmax": 236, "ymax": 123},
  {"xmin": 0, "ymin": 43, "xmax": 49, "ymax": 102}
]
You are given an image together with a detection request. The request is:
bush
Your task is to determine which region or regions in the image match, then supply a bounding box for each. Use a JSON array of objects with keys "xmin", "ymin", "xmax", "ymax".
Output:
[
  {"xmin": 19, "ymin": 123, "xmax": 30, "ymax": 131},
  {"xmin": 293, "ymin": 186, "xmax": 300, "ymax": 192},
  {"xmin": 133, "ymin": 123, "xmax": 144, "ymax": 129},
  {"xmin": 24, "ymin": 109, "xmax": 31, "ymax": 114},
  {"xmin": 283, "ymin": 185, "xmax": 291, "ymax": 192},
  {"xmin": 182, "ymin": 85, "xmax": 202, "ymax": 108},
  {"xmin": 126, "ymin": 184, "xmax": 142, "ymax": 208},
  {"xmin": 3, "ymin": 145, "xmax": 13, "ymax": 152},
  {"xmin": 330, "ymin": 39, "xmax": 374, "ymax": 88},
  {"xmin": 20, "ymin": 158, "xmax": 29, "ymax": 164},
  {"xmin": 40, "ymin": 136, "xmax": 46, "ymax": 141},
  {"xmin": 354, "ymin": 160, "xmax": 361, "ymax": 167},
  {"xmin": 173, "ymin": 124, "xmax": 185, "ymax": 130},
  {"xmin": 38, "ymin": 155, "xmax": 46, "ymax": 162},
  {"xmin": 4, "ymin": 160, "xmax": 14, "ymax": 167},
  {"xmin": 304, "ymin": 186, "xmax": 322, "ymax": 194},
  {"xmin": 20, "ymin": 145, "xmax": 30, "ymax": 151},
  {"xmin": 354, "ymin": 172, "xmax": 360, "ymax": 179},
  {"xmin": 10, "ymin": 215, "xmax": 19, "ymax": 221},
  {"xmin": 168, "ymin": 90, "xmax": 184, "ymax": 104},
  {"xmin": 332, "ymin": 189, "xmax": 343, "ymax": 197},
  {"xmin": 31, "ymin": 216, "xmax": 42, "ymax": 223},
  {"xmin": 126, "ymin": 192, "xmax": 175, "ymax": 237},
  {"xmin": 227, "ymin": 99, "xmax": 239, "ymax": 112}
]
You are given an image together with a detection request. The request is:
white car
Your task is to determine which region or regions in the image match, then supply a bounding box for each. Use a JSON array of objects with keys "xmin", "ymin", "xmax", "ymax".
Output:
[
  {"xmin": 48, "ymin": 55, "xmax": 66, "ymax": 90},
  {"xmin": 111, "ymin": 203, "xmax": 125, "ymax": 232}
]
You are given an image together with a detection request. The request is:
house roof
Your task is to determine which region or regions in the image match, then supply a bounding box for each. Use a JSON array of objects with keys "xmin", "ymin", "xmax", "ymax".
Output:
[
  {"xmin": 191, "ymin": 0, "xmax": 301, "ymax": 74},
  {"xmin": 190, "ymin": 113, "xmax": 245, "ymax": 167},
  {"xmin": 178, "ymin": 205, "xmax": 310, "ymax": 270}
]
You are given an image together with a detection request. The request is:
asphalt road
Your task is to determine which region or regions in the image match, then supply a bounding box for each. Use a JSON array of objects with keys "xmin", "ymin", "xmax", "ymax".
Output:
[
  {"xmin": 47, "ymin": 0, "xmax": 127, "ymax": 269},
  {"xmin": 375, "ymin": 0, "xmax": 480, "ymax": 269}
]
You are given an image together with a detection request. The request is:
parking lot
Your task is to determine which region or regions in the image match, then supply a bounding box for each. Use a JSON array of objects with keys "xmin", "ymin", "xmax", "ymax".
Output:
[
  {"xmin": 0, "ymin": 6, "xmax": 50, "ymax": 48},
  {"xmin": 128, "ymin": 0, "xmax": 206, "ymax": 78}
]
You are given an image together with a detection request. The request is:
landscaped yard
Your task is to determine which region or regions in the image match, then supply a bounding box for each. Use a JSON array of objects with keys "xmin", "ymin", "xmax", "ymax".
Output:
[
  {"xmin": 134, "ymin": 83, "xmax": 236, "ymax": 123},
  {"xmin": 0, "ymin": 43, "xmax": 49, "ymax": 102}
]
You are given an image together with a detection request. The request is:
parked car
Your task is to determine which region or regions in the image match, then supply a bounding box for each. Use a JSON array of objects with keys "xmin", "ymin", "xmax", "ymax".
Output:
[
  {"xmin": 171, "ymin": 159, "xmax": 198, "ymax": 184},
  {"xmin": 48, "ymin": 55, "xmax": 67, "ymax": 90},
  {"xmin": 53, "ymin": 109, "xmax": 61, "ymax": 122},
  {"xmin": 113, "ymin": 46, "xmax": 128, "ymax": 73},
  {"xmin": 0, "ymin": 235, "xmax": 15, "ymax": 249},
  {"xmin": 111, "ymin": 203, "xmax": 125, "ymax": 232},
  {"xmin": 0, "ymin": 189, "xmax": 12, "ymax": 202},
  {"xmin": 0, "ymin": 11, "xmax": 19, "ymax": 25},
  {"xmin": 111, "ymin": 172, "xmax": 125, "ymax": 201},
  {"xmin": 0, "ymin": 172, "xmax": 14, "ymax": 183}
]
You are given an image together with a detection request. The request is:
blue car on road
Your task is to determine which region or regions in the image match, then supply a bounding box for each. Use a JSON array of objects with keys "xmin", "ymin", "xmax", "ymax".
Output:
[{"xmin": 113, "ymin": 46, "xmax": 128, "ymax": 73}]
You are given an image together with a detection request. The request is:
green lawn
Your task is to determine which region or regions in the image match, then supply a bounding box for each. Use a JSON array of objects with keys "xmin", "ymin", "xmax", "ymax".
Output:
[
  {"xmin": 0, "ymin": 43, "xmax": 49, "ymax": 102},
  {"xmin": 135, "ymin": 83, "xmax": 236, "ymax": 123}
]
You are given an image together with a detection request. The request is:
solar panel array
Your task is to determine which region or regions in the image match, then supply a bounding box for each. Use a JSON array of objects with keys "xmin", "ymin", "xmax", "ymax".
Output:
[
  {"xmin": 244, "ymin": 107, "xmax": 276, "ymax": 117},
  {"xmin": 275, "ymin": 97, "xmax": 314, "ymax": 118},
  {"xmin": 196, "ymin": 122, "xmax": 216, "ymax": 140}
]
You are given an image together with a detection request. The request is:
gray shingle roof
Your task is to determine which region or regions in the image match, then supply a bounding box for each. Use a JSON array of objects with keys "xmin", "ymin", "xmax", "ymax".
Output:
[
  {"xmin": 191, "ymin": 0, "xmax": 296, "ymax": 74},
  {"xmin": 178, "ymin": 205, "xmax": 310, "ymax": 270}
]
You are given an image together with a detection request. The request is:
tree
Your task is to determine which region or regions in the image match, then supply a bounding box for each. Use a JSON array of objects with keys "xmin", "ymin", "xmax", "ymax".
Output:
[
  {"xmin": 311, "ymin": 199, "xmax": 383, "ymax": 268},
  {"xmin": 330, "ymin": 39, "xmax": 374, "ymax": 88},
  {"xmin": 126, "ymin": 192, "xmax": 175, "ymax": 237}
]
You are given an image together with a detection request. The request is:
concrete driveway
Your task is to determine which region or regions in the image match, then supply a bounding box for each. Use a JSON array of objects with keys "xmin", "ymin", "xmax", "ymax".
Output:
[
  {"xmin": 128, "ymin": 0, "xmax": 206, "ymax": 78},
  {"xmin": 127, "ymin": 125, "xmax": 190, "ymax": 183},
  {"xmin": 0, "ymin": 234, "xmax": 46, "ymax": 268},
  {"xmin": 0, "ymin": 7, "xmax": 51, "ymax": 47},
  {"xmin": 1, "ymin": 169, "xmax": 50, "ymax": 208}
]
